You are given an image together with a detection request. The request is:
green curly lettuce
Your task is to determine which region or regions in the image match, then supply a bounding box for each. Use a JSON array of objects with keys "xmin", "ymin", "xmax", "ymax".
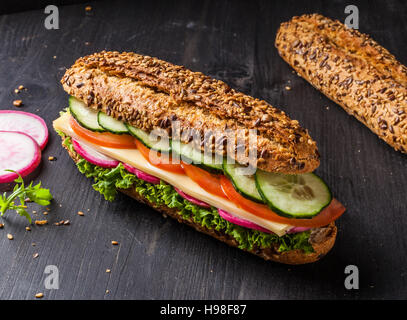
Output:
[{"xmin": 58, "ymin": 131, "xmax": 313, "ymax": 254}]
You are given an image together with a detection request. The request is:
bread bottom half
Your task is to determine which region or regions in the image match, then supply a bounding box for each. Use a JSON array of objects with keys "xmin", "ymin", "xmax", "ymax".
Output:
[{"xmin": 62, "ymin": 136, "xmax": 337, "ymax": 265}]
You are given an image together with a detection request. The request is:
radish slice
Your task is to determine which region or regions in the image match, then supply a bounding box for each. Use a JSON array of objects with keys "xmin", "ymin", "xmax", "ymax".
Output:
[
  {"xmin": 218, "ymin": 208, "xmax": 273, "ymax": 233},
  {"xmin": 0, "ymin": 131, "xmax": 41, "ymax": 184},
  {"xmin": 0, "ymin": 110, "xmax": 48, "ymax": 150},
  {"xmin": 72, "ymin": 139, "xmax": 119, "ymax": 168},
  {"xmin": 287, "ymin": 226, "xmax": 311, "ymax": 234},
  {"xmin": 174, "ymin": 187, "xmax": 211, "ymax": 208},
  {"xmin": 123, "ymin": 163, "xmax": 160, "ymax": 184}
]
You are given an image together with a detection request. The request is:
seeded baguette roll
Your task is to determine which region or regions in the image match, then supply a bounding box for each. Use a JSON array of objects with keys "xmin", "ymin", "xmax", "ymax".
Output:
[
  {"xmin": 275, "ymin": 14, "xmax": 407, "ymax": 153},
  {"xmin": 61, "ymin": 134, "xmax": 337, "ymax": 264},
  {"xmin": 61, "ymin": 51, "xmax": 320, "ymax": 174}
]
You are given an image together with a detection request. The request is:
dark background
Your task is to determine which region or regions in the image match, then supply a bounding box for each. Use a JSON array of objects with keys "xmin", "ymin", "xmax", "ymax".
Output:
[{"xmin": 0, "ymin": 0, "xmax": 406, "ymax": 300}]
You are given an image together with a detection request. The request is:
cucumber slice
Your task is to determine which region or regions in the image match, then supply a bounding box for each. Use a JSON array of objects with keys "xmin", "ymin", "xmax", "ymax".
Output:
[
  {"xmin": 171, "ymin": 140, "xmax": 223, "ymax": 173},
  {"xmin": 222, "ymin": 162, "xmax": 263, "ymax": 203},
  {"xmin": 97, "ymin": 112, "xmax": 129, "ymax": 134},
  {"xmin": 126, "ymin": 124, "xmax": 171, "ymax": 153},
  {"xmin": 69, "ymin": 96, "xmax": 105, "ymax": 132},
  {"xmin": 255, "ymin": 171, "xmax": 332, "ymax": 219}
]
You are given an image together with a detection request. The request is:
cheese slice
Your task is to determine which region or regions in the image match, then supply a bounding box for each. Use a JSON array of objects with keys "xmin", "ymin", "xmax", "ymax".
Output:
[{"xmin": 53, "ymin": 113, "xmax": 292, "ymax": 236}]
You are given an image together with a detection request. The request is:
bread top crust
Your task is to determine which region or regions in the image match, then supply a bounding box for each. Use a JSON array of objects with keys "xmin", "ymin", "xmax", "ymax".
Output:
[
  {"xmin": 275, "ymin": 14, "xmax": 407, "ymax": 153},
  {"xmin": 286, "ymin": 14, "xmax": 407, "ymax": 87},
  {"xmin": 61, "ymin": 51, "xmax": 320, "ymax": 173}
]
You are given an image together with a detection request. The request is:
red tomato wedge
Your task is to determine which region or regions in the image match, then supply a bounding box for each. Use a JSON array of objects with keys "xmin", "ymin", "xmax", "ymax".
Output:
[
  {"xmin": 182, "ymin": 163, "xmax": 228, "ymax": 199},
  {"xmin": 220, "ymin": 175, "xmax": 345, "ymax": 227},
  {"xmin": 134, "ymin": 139, "xmax": 184, "ymax": 174},
  {"xmin": 70, "ymin": 116, "xmax": 137, "ymax": 149}
]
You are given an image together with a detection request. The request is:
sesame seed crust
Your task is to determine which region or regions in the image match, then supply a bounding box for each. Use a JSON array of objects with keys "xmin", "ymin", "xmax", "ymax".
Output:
[
  {"xmin": 61, "ymin": 51, "xmax": 320, "ymax": 174},
  {"xmin": 275, "ymin": 13, "xmax": 407, "ymax": 153}
]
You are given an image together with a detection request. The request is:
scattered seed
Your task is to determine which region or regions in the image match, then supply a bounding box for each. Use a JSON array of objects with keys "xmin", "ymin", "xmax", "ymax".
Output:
[
  {"xmin": 18, "ymin": 85, "xmax": 24, "ymax": 90},
  {"xmin": 285, "ymin": 86, "xmax": 292, "ymax": 91},
  {"xmin": 63, "ymin": 220, "xmax": 70, "ymax": 225},
  {"xmin": 33, "ymin": 253, "xmax": 39, "ymax": 259},
  {"xmin": 35, "ymin": 220, "xmax": 48, "ymax": 226},
  {"xmin": 26, "ymin": 226, "xmax": 31, "ymax": 231},
  {"xmin": 77, "ymin": 211, "xmax": 84, "ymax": 216},
  {"xmin": 35, "ymin": 293, "xmax": 44, "ymax": 299},
  {"xmin": 43, "ymin": 211, "xmax": 48, "ymax": 215},
  {"xmin": 31, "ymin": 242, "xmax": 36, "ymax": 246},
  {"xmin": 111, "ymin": 241, "xmax": 119, "ymax": 246},
  {"xmin": 85, "ymin": 6, "xmax": 92, "ymax": 11},
  {"xmin": 0, "ymin": 223, "xmax": 4, "ymax": 228},
  {"xmin": 106, "ymin": 269, "xmax": 111, "ymax": 273},
  {"xmin": 48, "ymin": 156, "xmax": 56, "ymax": 161},
  {"xmin": 14, "ymin": 89, "xmax": 19, "ymax": 93},
  {"xmin": 105, "ymin": 290, "xmax": 109, "ymax": 294},
  {"xmin": 7, "ymin": 233, "xmax": 13, "ymax": 240},
  {"xmin": 13, "ymin": 100, "xmax": 23, "ymax": 107}
]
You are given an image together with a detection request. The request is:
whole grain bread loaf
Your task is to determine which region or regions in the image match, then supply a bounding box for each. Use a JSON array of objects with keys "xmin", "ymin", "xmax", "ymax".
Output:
[
  {"xmin": 275, "ymin": 13, "xmax": 407, "ymax": 153},
  {"xmin": 61, "ymin": 51, "xmax": 320, "ymax": 174},
  {"xmin": 61, "ymin": 134, "xmax": 337, "ymax": 264}
]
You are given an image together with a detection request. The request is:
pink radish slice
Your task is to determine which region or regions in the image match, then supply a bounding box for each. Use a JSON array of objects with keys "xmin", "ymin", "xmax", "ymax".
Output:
[
  {"xmin": 218, "ymin": 208, "xmax": 273, "ymax": 233},
  {"xmin": 287, "ymin": 226, "xmax": 311, "ymax": 234},
  {"xmin": 174, "ymin": 187, "xmax": 211, "ymax": 208},
  {"xmin": 72, "ymin": 139, "xmax": 119, "ymax": 168},
  {"xmin": 0, "ymin": 110, "xmax": 48, "ymax": 150},
  {"xmin": 123, "ymin": 163, "xmax": 160, "ymax": 184},
  {"xmin": 0, "ymin": 131, "xmax": 41, "ymax": 184}
]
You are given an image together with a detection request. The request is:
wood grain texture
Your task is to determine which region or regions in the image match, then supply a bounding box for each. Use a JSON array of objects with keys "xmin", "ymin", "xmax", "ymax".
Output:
[{"xmin": 0, "ymin": 0, "xmax": 406, "ymax": 300}]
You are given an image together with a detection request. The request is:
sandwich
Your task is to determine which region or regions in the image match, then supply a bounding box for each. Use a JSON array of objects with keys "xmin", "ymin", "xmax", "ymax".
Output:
[
  {"xmin": 275, "ymin": 13, "xmax": 407, "ymax": 153},
  {"xmin": 53, "ymin": 51, "xmax": 345, "ymax": 264}
]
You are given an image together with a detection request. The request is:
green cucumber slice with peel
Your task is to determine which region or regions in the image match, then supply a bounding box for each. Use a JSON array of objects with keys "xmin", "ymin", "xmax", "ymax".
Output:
[
  {"xmin": 126, "ymin": 124, "xmax": 171, "ymax": 153},
  {"xmin": 171, "ymin": 140, "xmax": 223, "ymax": 173},
  {"xmin": 255, "ymin": 171, "xmax": 332, "ymax": 218},
  {"xmin": 69, "ymin": 96, "xmax": 105, "ymax": 132},
  {"xmin": 97, "ymin": 112, "xmax": 129, "ymax": 134},
  {"xmin": 222, "ymin": 162, "xmax": 263, "ymax": 203}
]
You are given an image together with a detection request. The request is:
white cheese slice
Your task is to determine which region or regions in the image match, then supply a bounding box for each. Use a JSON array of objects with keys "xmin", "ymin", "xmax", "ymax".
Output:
[{"xmin": 53, "ymin": 113, "xmax": 292, "ymax": 236}]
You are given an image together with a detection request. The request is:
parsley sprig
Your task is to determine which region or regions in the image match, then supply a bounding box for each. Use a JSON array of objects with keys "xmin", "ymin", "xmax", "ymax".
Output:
[{"xmin": 0, "ymin": 171, "xmax": 53, "ymax": 224}]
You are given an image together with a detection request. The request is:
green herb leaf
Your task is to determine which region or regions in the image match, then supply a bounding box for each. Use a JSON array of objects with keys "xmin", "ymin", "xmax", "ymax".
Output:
[{"xmin": 0, "ymin": 171, "xmax": 53, "ymax": 224}]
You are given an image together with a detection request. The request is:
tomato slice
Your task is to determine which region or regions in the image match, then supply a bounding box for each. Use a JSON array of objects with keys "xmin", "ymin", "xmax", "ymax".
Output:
[
  {"xmin": 220, "ymin": 175, "xmax": 345, "ymax": 227},
  {"xmin": 134, "ymin": 139, "xmax": 185, "ymax": 174},
  {"xmin": 70, "ymin": 116, "xmax": 137, "ymax": 149},
  {"xmin": 182, "ymin": 163, "xmax": 228, "ymax": 199}
]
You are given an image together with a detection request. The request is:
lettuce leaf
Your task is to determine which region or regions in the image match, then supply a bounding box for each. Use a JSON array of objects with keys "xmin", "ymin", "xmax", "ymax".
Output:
[{"xmin": 59, "ymin": 132, "xmax": 314, "ymax": 254}]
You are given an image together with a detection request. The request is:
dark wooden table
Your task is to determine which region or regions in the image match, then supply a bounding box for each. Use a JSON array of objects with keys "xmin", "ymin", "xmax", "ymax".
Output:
[{"xmin": 0, "ymin": 0, "xmax": 406, "ymax": 300}]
